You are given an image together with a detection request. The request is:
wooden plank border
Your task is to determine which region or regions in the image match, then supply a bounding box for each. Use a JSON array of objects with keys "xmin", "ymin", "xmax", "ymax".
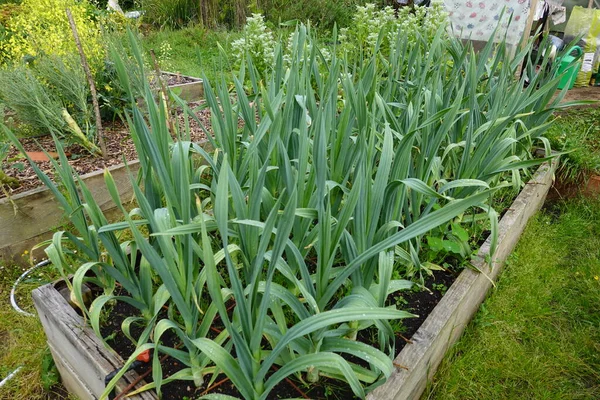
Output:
[
  {"xmin": 0, "ymin": 72, "xmax": 204, "ymax": 266},
  {"xmin": 0, "ymin": 160, "xmax": 141, "ymax": 265},
  {"xmin": 162, "ymin": 71, "xmax": 204, "ymax": 103},
  {"xmin": 1, "ymin": 139, "xmax": 214, "ymax": 266},
  {"xmin": 32, "ymin": 283, "xmax": 157, "ymax": 400},
  {"xmin": 368, "ymin": 160, "xmax": 558, "ymax": 400}
]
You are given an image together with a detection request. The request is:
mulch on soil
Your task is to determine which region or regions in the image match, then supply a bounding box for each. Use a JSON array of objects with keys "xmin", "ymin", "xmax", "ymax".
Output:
[
  {"xmin": 0, "ymin": 104, "xmax": 212, "ymax": 199},
  {"xmin": 159, "ymin": 72, "xmax": 200, "ymax": 86}
]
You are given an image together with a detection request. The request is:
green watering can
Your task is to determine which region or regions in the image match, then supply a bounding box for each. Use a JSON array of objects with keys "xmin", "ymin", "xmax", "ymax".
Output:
[{"xmin": 556, "ymin": 46, "xmax": 583, "ymax": 90}]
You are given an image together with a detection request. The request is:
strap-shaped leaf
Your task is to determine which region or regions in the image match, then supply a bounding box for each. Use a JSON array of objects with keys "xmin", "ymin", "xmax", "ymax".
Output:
[
  {"xmin": 191, "ymin": 338, "xmax": 256, "ymax": 400},
  {"xmin": 401, "ymin": 178, "xmax": 446, "ymax": 199}
]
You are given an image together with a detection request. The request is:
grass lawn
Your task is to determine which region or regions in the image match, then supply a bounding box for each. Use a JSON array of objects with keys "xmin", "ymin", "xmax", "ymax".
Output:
[
  {"xmin": 546, "ymin": 107, "xmax": 600, "ymax": 181},
  {"xmin": 0, "ymin": 261, "xmax": 73, "ymax": 399},
  {"xmin": 139, "ymin": 24, "xmax": 319, "ymax": 85},
  {"xmin": 141, "ymin": 25, "xmax": 241, "ymax": 84},
  {"xmin": 424, "ymin": 197, "xmax": 600, "ymax": 400}
]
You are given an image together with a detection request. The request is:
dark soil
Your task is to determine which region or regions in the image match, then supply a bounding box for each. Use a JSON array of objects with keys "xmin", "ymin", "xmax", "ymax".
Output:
[
  {"xmin": 100, "ymin": 298, "xmax": 249, "ymax": 399},
  {"xmin": 390, "ymin": 269, "xmax": 456, "ymax": 350},
  {"xmin": 544, "ymin": 171, "xmax": 600, "ymax": 208},
  {"xmin": 97, "ymin": 267, "xmax": 459, "ymax": 400},
  {"xmin": 99, "ymin": 300, "xmax": 204, "ymax": 399},
  {"xmin": 0, "ymin": 104, "xmax": 211, "ymax": 199},
  {"xmin": 542, "ymin": 173, "xmax": 594, "ymax": 222},
  {"xmin": 101, "ymin": 299, "xmax": 360, "ymax": 399},
  {"xmin": 546, "ymin": 179, "xmax": 581, "ymax": 204}
]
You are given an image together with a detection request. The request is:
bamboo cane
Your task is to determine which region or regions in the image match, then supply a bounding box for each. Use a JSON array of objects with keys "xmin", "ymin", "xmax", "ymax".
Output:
[{"xmin": 66, "ymin": 8, "xmax": 107, "ymax": 158}]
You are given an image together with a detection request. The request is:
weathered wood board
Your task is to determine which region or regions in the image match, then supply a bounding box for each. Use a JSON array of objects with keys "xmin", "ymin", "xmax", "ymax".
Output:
[
  {"xmin": 1, "ymin": 138, "xmax": 213, "ymax": 265},
  {"xmin": 32, "ymin": 283, "xmax": 157, "ymax": 400},
  {"xmin": 0, "ymin": 161, "xmax": 140, "ymax": 265},
  {"xmin": 162, "ymin": 71, "xmax": 204, "ymax": 103},
  {"xmin": 368, "ymin": 160, "xmax": 557, "ymax": 400}
]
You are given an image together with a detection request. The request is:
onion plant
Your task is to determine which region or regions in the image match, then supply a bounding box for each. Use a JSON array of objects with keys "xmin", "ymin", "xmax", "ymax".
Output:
[{"xmin": 5, "ymin": 19, "xmax": 574, "ymax": 400}]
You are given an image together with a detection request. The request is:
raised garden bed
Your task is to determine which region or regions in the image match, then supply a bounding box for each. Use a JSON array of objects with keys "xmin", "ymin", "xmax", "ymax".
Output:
[
  {"xmin": 32, "ymin": 281, "xmax": 156, "ymax": 400},
  {"xmin": 368, "ymin": 159, "xmax": 558, "ymax": 400},
  {"xmin": 0, "ymin": 111, "xmax": 212, "ymax": 265},
  {"xmin": 0, "ymin": 160, "xmax": 140, "ymax": 265},
  {"xmin": 30, "ymin": 161, "xmax": 557, "ymax": 400},
  {"xmin": 160, "ymin": 71, "xmax": 204, "ymax": 103}
]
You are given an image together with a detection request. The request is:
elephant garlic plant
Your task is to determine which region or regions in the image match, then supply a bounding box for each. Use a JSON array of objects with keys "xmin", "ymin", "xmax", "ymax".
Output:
[{"xmin": 6, "ymin": 20, "xmax": 573, "ymax": 399}]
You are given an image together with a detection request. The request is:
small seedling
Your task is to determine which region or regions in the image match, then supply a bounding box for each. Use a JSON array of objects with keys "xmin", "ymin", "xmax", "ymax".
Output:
[{"xmin": 432, "ymin": 283, "xmax": 448, "ymax": 295}]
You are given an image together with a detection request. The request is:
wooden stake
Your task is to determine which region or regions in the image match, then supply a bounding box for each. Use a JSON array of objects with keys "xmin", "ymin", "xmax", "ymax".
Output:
[
  {"xmin": 66, "ymin": 8, "xmax": 107, "ymax": 158},
  {"xmin": 520, "ymin": 0, "xmax": 540, "ymax": 53}
]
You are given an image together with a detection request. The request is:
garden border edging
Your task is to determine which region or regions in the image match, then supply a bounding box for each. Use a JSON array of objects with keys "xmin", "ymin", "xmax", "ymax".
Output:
[
  {"xmin": 32, "ymin": 283, "xmax": 157, "ymax": 400},
  {"xmin": 368, "ymin": 159, "xmax": 558, "ymax": 400},
  {"xmin": 0, "ymin": 160, "xmax": 141, "ymax": 266},
  {"xmin": 161, "ymin": 71, "xmax": 204, "ymax": 102},
  {"xmin": 30, "ymin": 160, "xmax": 556, "ymax": 400}
]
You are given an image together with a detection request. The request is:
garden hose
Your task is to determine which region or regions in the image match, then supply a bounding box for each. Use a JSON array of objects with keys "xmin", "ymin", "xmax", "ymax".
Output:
[
  {"xmin": 10, "ymin": 259, "xmax": 51, "ymax": 317},
  {"xmin": 0, "ymin": 366, "xmax": 22, "ymax": 389},
  {"xmin": 3, "ymin": 260, "xmax": 51, "ymax": 392}
]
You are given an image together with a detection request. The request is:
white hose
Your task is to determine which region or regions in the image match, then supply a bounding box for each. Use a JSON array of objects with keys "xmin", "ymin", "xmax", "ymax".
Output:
[
  {"xmin": 4, "ymin": 261, "xmax": 52, "ymax": 390},
  {"xmin": 10, "ymin": 259, "xmax": 51, "ymax": 318},
  {"xmin": 0, "ymin": 366, "xmax": 22, "ymax": 389}
]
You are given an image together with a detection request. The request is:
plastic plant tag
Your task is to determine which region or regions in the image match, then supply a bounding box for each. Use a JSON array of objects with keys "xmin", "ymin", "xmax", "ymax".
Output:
[{"xmin": 582, "ymin": 52, "xmax": 594, "ymax": 73}]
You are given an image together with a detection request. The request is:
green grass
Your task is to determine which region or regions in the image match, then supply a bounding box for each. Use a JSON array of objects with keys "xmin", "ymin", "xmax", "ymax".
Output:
[
  {"xmin": 0, "ymin": 260, "xmax": 72, "ymax": 399},
  {"xmin": 424, "ymin": 197, "xmax": 600, "ymax": 400},
  {"xmin": 141, "ymin": 25, "xmax": 240, "ymax": 84},
  {"xmin": 546, "ymin": 107, "xmax": 600, "ymax": 181}
]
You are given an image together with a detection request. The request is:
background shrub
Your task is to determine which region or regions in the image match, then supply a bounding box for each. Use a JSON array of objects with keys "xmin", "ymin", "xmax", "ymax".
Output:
[
  {"xmin": 0, "ymin": 0, "xmax": 104, "ymax": 67},
  {"xmin": 134, "ymin": 0, "xmax": 402, "ymax": 30},
  {"xmin": 250, "ymin": 0, "xmax": 409, "ymax": 29},
  {"xmin": 138, "ymin": 0, "xmax": 198, "ymax": 29},
  {"xmin": 251, "ymin": 0, "xmax": 362, "ymax": 28},
  {"xmin": 339, "ymin": 2, "xmax": 448, "ymax": 61},
  {"xmin": 138, "ymin": 0, "xmax": 246, "ymax": 29}
]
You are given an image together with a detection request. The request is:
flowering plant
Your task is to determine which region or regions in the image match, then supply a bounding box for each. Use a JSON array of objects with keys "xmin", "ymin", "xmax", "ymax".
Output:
[
  {"xmin": 339, "ymin": 2, "xmax": 448, "ymax": 61},
  {"xmin": 231, "ymin": 13, "xmax": 276, "ymax": 77}
]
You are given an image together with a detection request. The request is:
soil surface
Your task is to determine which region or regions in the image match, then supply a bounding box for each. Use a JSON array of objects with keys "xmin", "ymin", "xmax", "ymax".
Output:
[
  {"xmin": 0, "ymin": 104, "xmax": 211, "ymax": 199},
  {"xmin": 389, "ymin": 269, "xmax": 457, "ymax": 351},
  {"xmin": 161, "ymin": 72, "xmax": 200, "ymax": 86},
  {"xmin": 554, "ymin": 86, "xmax": 600, "ymax": 107},
  {"xmin": 97, "ymin": 268, "xmax": 459, "ymax": 400},
  {"xmin": 545, "ymin": 173, "xmax": 600, "ymax": 204}
]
